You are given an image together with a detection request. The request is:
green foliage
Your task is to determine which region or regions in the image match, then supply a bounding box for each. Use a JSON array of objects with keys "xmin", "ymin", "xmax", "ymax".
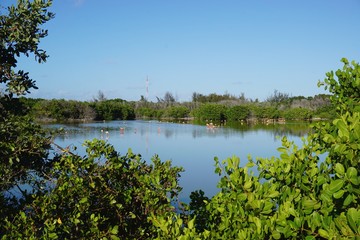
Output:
[
  {"xmin": 226, "ymin": 105, "xmax": 251, "ymax": 121},
  {"xmin": 163, "ymin": 106, "xmax": 190, "ymax": 119},
  {"xmin": 251, "ymin": 105, "xmax": 281, "ymax": 119},
  {"xmin": 21, "ymin": 95, "xmax": 335, "ymax": 122},
  {"xmin": 0, "ymin": 0, "xmax": 54, "ymax": 97},
  {"xmin": 91, "ymin": 99, "xmax": 135, "ymax": 121},
  {"xmin": 193, "ymin": 103, "xmax": 227, "ymax": 121},
  {"xmin": 0, "ymin": 0, "xmax": 55, "ymax": 234},
  {"xmin": 283, "ymin": 107, "xmax": 312, "ymax": 120},
  {"xmin": 2, "ymin": 140, "xmax": 184, "ymax": 239},
  {"xmin": 192, "ymin": 92, "xmax": 238, "ymax": 103},
  {"xmin": 319, "ymin": 58, "xmax": 360, "ymax": 114},
  {"xmin": 313, "ymin": 104, "xmax": 337, "ymax": 119},
  {"xmin": 27, "ymin": 98, "xmax": 135, "ymax": 121},
  {"xmin": 136, "ymin": 107, "xmax": 159, "ymax": 119},
  {"xmin": 33, "ymin": 99, "xmax": 96, "ymax": 121},
  {"xmin": 189, "ymin": 190, "xmax": 210, "ymax": 232}
]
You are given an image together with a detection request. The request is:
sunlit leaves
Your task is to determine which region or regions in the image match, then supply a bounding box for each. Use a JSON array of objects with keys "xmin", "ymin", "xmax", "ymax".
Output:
[
  {"xmin": 3, "ymin": 139, "xmax": 184, "ymax": 239},
  {"xmin": 1, "ymin": 0, "xmax": 54, "ymax": 97}
]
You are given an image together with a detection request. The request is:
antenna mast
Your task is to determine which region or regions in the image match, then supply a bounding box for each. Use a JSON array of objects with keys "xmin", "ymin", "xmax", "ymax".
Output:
[{"xmin": 146, "ymin": 76, "xmax": 149, "ymax": 100}]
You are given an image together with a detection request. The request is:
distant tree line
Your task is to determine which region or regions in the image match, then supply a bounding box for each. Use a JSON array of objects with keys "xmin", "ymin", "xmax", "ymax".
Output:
[
  {"xmin": 135, "ymin": 91, "xmax": 335, "ymax": 121},
  {"xmin": 18, "ymin": 90, "xmax": 335, "ymax": 122},
  {"xmin": 19, "ymin": 98, "xmax": 135, "ymax": 122},
  {"xmin": 192, "ymin": 92, "xmax": 240, "ymax": 103}
]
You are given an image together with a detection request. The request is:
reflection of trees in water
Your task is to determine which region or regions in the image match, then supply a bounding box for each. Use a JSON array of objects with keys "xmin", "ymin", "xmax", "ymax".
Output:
[
  {"xmin": 192, "ymin": 129, "xmax": 202, "ymax": 138},
  {"xmin": 226, "ymin": 122, "xmax": 311, "ymax": 138},
  {"xmin": 271, "ymin": 125, "xmax": 310, "ymax": 138},
  {"xmin": 190, "ymin": 121, "xmax": 311, "ymax": 140},
  {"xmin": 164, "ymin": 129, "xmax": 174, "ymax": 138},
  {"xmin": 47, "ymin": 127, "xmax": 98, "ymax": 141},
  {"xmin": 46, "ymin": 121, "xmax": 312, "ymax": 142},
  {"xmin": 139, "ymin": 127, "xmax": 147, "ymax": 136},
  {"xmin": 191, "ymin": 127, "xmax": 245, "ymax": 139}
]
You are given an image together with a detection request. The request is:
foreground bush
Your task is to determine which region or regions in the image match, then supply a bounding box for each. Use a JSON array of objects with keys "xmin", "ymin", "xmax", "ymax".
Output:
[{"xmin": 2, "ymin": 140, "xmax": 183, "ymax": 239}]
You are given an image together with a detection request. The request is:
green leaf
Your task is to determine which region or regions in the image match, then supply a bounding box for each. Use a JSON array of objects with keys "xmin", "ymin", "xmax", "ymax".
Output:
[
  {"xmin": 346, "ymin": 167, "xmax": 358, "ymax": 178},
  {"xmin": 318, "ymin": 229, "xmax": 329, "ymax": 238},
  {"xmin": 188, "ymin": 218, "xmax": 195, "ymax": 230},
  {"xmin": 333, "ymin": 189, "xmax": 345, "ymax": 199},
  {"xmin": 334, "ymin": 163, "xmax": 345, "ymax": 176},
  {"xmin": 294, "ymin": 217, "xmax": 302, "ymax": 229},
  {"xmin": 349, "ymin": 177, "xmax": 360, "ymax": 185},
  {"xmin": 217, "ymin": 207, "xmax": 225, "ymax": 213},
  {"xmin": 329, "ymin": 179, "xmax": 344, "ymax": 194},
  {"xmin": 347, "ymin": 208, "xmax": 359, "ymax": 233},
  {"xmin": 253, "ymin": 216, "xmax": 261, "ymax": 234},
  {"xmin": 272, "ymin": 231, "xmax": 281, "ymax": 239},
  {"xmin": 303, "ymin": 199, "xmax": 317, "ymax": 210},
  {"xmin": 262, "ymin": 201, "xmax": 274, "ymax": 214},
  {"xmin": 343, "ymin": 194, "xmax": 354, "ymax": 206},
  {"xmin": 336, "ymin": 119, "xmax": 349, "ymax": 138},
  {"xmin": 267, "ymin": 191, "xmax": 279, "ymax": 198},
  {"xmin": 317, "ymin": 175, "xmax": 326, "ymax": 186},
  {"xmin": 48, "ymin": 233, "xmax": 58, "ymax": 239},
  {"xmin": 111, "ymin": 225, "xmax": 119, "ymax": 235},
  {"xmin": 243, "ymin": 180, "xmax": 252, "ymax": 190}
]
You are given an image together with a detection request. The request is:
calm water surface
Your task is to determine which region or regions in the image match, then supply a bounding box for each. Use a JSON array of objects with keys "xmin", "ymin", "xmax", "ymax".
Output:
[{"xmin": 48, "ymin": 120, "xmax": 310, "ymax": 200}]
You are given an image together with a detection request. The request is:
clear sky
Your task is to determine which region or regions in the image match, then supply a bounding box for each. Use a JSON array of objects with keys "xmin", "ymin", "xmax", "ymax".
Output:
[{"xmin": 15, "ymin": 0, "xmax": 360, "ymax": 102}]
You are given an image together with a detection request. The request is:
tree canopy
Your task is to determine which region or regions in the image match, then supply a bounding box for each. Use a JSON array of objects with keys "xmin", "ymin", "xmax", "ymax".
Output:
[{"xmin": 0, "ymin": 0, "xmax": 55, "ymax": 228}]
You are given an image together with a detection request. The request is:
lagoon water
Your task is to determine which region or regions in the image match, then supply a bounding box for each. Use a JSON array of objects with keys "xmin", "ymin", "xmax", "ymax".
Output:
[{"xmin": 48, "ymin": 120, "xmax": 310, "ymax": 200}]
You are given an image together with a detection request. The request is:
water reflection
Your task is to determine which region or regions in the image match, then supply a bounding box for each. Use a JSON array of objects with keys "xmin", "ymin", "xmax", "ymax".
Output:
[
  {"xmin": 47, "ymin": 120, "xmax": 310, "ymax": 141},
  {"xmin": 44, "ymin": 120, "xmax": 311, "ymax": 199}
]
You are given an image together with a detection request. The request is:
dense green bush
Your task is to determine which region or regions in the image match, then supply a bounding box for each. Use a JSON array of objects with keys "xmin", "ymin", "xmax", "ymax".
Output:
[
  {"xmin": 29, "ymin": 98, "xmax": 135, "ymax": 121},
  {"xmin": 1, "ymin": 0, "xmax": 55, "ymax": 235},
  {"xmin": 313, "ymin": 104, "xmax": 337, "ymax": 119},
  {"xmin": 163, "ymin": 106, "xmax": 190, "ymax": 119},
  {"xmin": 225, "ymin": 105, "xmax": 251, "ymax": 121},
  {"xmin": 251, "ymin": 105, "xmax": 281, "ymax": 119},
  {"xmin": 283, "ymin": 107, "xmax": 313, "ymax": 120},
  {"xmin": 193, "ymin": 103, "xmax": 227, "ymax": 121},
  {"xmin": 192, "ymin": 92, "xmax": 238, "ymax": 103},
  {"xmin": 2, "ymin": 140, "xmax": 183, "ymax": 239},
  {"xmin": 26, "ymin": 96, "xmax": 334, "ymax": 122},
  {"xmin": 33, "ymin": 99, "xmax": 96, "ymax": 121},
  {"xmin": 91, "ymin": 99, "xmax": 135, "ymax": 120},
  {"xmin": 135, "ymin": 107, "xmax": 159, "ymax": 119}
]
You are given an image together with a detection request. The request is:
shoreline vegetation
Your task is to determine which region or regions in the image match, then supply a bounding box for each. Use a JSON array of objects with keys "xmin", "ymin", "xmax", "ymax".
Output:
[{"xmin": 19, "ymin": 91, "xmax": 336, "ymax": 124}]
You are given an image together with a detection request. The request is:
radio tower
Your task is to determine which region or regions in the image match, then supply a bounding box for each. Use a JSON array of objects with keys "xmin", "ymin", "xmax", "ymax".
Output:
[{"xmin": 146, "ymin": 76, "xmax": 149, "ymax": 100}]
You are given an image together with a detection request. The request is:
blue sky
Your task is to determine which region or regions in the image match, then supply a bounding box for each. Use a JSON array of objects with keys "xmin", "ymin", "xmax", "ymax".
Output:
[{"xmin": 16, "ymin": 0, "xmax": 360, "ymax": 102}]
